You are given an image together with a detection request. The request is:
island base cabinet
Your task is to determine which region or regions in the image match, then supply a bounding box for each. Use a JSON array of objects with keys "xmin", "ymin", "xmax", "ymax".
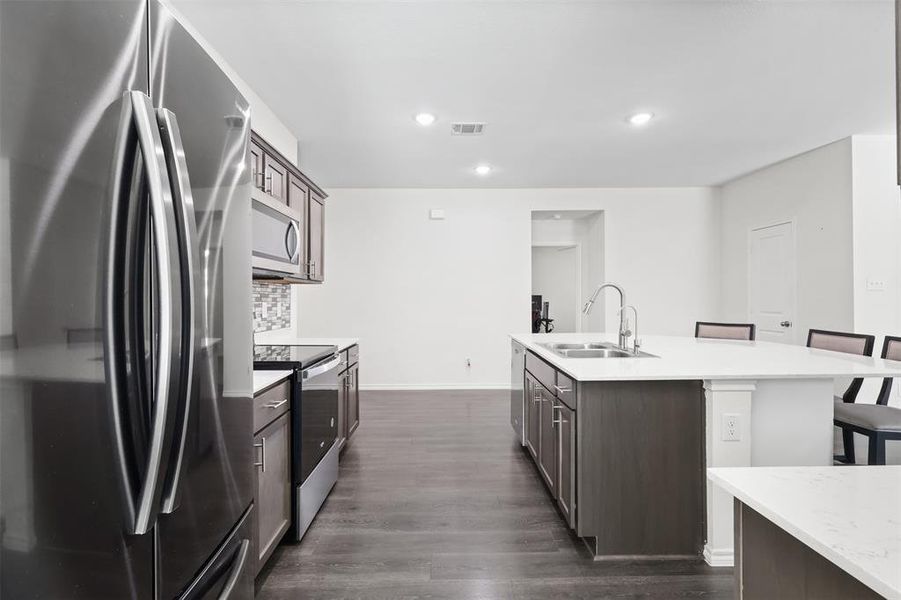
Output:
[
  {"xmin": 525, "ymin": 376, "xmax": 540, "ymax": 460},
  {"xmin": 734, "ymin": 500, "xmax": 881, "ymax": 600},
  {"xmin": 555, "ymin": 401, "xmax": 575, "ymax": 529},
  {"xmin": 253, "ymin": 412, "xmax": 291, "ymax": 576},
  {"xmin": 576, "ymin": 380, "xmax": 705, "ymax": 558},
  {"xmin": 537, "ymin": 387, "xmax": 557, "ymax": 495}
]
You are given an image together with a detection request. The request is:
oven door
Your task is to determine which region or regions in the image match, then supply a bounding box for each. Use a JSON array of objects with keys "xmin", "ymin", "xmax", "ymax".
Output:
[
  {"xmin": 252, "ymin": 192, "xmax": 303, "ymax": 277},
  {"xmin": 295, "ymin": 354, "xmax": 341, "ymax": 483}
]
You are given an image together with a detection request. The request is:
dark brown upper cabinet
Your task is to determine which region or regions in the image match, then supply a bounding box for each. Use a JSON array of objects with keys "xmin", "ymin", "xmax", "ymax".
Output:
[
  {"xmin": 263, "ymin": 154, "xmax": 288, "ymax": 204},
  {"xmin": 250, "ymin": 139, "xmax": 264, "ymax": 192},
  {"xmin": 308, "ymin": 190, "xmax": 325, "ymax": 282},
  {"xmin": 251, "ymin": 131, "xmax": 327, "ymax": 284}
]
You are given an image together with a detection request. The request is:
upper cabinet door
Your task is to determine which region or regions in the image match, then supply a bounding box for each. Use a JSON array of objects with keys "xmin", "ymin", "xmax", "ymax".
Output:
[
  {"xmin": 287, "ymin": 174, "xmax": 309, "ymax": 276},
  {"xmin": 263, "ymin": 154, "xmax": 288, "ymax": 203},
  {"xmin": 250, "ymin": 140, "xmax": 264, "ymax": 191},
  {"xmin": 308, "ymin": 191, "xmax": 325, "ymax": 282}
]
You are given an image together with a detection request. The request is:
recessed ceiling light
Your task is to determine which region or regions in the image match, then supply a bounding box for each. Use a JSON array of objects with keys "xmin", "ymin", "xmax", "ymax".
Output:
[
  {"xmin": 414, "ymin": 112, "xmax": 436, "ymax": 126},
  {"xmin": 628, "ymin": 112, "xmax": 654, "ymax": 126},
  {"xmin": 474, "ymin": 164, "xmax": 492, "ymax": 176}
]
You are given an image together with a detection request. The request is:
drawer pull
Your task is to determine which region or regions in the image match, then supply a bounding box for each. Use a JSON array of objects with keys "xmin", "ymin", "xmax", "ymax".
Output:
[
  {"xmin": 554, "ymin": 385, "xmax": 572, "ymax": 395},
  {"xmin": 265, "ymin": 398, "xmax": 288, "ymax": 410},
  {"xmin": 319, "ymin": 441, "xmax": 325, "ymax": 448}
]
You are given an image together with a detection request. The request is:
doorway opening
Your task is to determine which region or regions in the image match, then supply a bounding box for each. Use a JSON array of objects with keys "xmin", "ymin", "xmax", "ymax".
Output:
[{"xmin": 531, "ymin": 210, "xmax": 605, "ymax": 334}]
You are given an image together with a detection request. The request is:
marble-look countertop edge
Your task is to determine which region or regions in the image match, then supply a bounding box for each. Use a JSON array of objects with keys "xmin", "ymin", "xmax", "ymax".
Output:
[
  {"xmin": 511, "ymin": 333, "xmax": 901, "ymax": 382},
  {"xmin": 708, "ymin": 466, "xmax": 901, "ymax": 599},
  {"xmin": 252, "ymin": 370, "xmax": 293, "ymax": 396}
]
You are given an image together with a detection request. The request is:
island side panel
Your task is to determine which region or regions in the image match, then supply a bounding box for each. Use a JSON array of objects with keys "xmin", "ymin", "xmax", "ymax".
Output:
[
  {"xmin": 577, "ymin": 380, "xmax": 705, "ymax": 558},
  {"xmin": 735, "ymin": 500, "xmax": 882, "ymax": 600}
]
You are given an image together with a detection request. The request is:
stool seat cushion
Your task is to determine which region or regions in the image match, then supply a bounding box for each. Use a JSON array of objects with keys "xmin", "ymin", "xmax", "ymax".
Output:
[{"xmin": 834, "ymin": 403, "xmax": 901, "ymax": 432}]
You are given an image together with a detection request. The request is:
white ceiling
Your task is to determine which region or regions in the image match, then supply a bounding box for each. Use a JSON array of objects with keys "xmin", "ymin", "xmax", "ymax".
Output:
[{"xmin": 172, "ymin": 0, "xmax": 896, "ymax": 189}]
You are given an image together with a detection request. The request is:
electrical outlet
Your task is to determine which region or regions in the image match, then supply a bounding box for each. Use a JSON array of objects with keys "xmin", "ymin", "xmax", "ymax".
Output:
[
  {"xmin": 721, "ymin": 413, "xmax": 741, "ymax": 442},
  {"xmin": 866, "ymin": 279, "xmax": 887, "ymax": 292},
  {"xmin": 465, "ymin": 358, "xmax": 471, "ymax": 368}
]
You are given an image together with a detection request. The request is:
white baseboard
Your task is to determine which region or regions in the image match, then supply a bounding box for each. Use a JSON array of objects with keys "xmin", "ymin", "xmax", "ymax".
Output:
[
  {"xmin": 703, "ymin": 545, "xmax": 734, "ymax": 567},
  {"xmin": 360, "ymin": 383, "xmax": 510, "ymax": 391}
]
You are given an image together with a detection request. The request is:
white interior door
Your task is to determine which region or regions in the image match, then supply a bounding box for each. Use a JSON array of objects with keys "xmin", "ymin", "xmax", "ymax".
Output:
[{"xmin": 749, "ymin": 221, "xmax": 797, "ymax": 343}]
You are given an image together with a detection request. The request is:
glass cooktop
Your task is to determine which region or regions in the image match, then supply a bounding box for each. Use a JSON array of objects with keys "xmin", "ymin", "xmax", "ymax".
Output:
[{"xmin": 253, "ymin": 344, "xmax": 337, "ymax": 369}]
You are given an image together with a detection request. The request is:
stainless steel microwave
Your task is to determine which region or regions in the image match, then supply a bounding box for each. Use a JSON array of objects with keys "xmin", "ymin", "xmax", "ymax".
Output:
[{"xmin": 252, "ymin": 190, "xmax": 304, "ymax": 278}]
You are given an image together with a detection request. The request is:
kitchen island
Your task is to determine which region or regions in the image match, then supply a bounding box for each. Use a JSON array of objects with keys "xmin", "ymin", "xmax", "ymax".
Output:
[
  {"xmin": 709, "ymin": 466, "xmax": 900, "ymax": 599},
  {"xmin": 510, "ymin": 332, "xmax": 901, "ymax": 566}
]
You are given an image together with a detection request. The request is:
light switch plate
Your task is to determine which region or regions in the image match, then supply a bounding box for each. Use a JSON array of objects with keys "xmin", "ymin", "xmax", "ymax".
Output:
[{"xmin": 429, "ymin": 209, "xmax": 445, "ymax": 220}]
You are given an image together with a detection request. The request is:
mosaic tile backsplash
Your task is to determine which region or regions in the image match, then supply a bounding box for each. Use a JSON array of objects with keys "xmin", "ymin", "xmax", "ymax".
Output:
[{"xmin": 253, "ymin": 282, "xmax": 291, "ymax": 333}]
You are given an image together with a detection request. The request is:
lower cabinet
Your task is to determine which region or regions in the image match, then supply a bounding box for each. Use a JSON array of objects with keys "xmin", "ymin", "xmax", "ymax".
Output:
[
  {"xmin": 347, "ymin": 363, "xmax": 360, "ymax": 436},
  {"xmin": 523, "ymin": 361, "xmax": 577, "ymax": 529},
  {"xmin": 538, "ymin": 386, "xmax": 557, "ymax": 495},
  {"xmin": 338, "ymin": 345, "xmax": 361, "ymax": 452},
  {"xmin": 525, "ymin": 376, "xmax": 540, "ymax": 460},
  {"xmin": 253, "ymin": 406, "xmax": 292, "ymax": 575},
  {"xmin": 555, "ymin": 400, "xmax": 575, "ymax": 528}
]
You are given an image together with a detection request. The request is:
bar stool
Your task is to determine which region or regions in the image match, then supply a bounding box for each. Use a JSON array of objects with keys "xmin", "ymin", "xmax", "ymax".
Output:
[
  {"xmin": 806, "ymin": 329, "xmax": 875, "ymax": 404},
  {"xmin": 833, "ymin": 335, "xmax": 901, "ymax": 465},
  {"xmin": 695, "ymin": 321, "xmax": 756, "ymax": 341}
]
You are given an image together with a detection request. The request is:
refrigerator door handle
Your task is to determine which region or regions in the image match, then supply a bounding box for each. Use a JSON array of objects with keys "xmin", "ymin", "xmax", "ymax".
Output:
[
  {"xmin": 156, "ymin": 107, "xmax": 202, "ymax": 515},
  {"xmin": 130, "ymin": 91, "xmax": 184, "ymax": 535},
  {"xmin": 216, "ymin": 539, "xmax": 250, "ymax": 600}
]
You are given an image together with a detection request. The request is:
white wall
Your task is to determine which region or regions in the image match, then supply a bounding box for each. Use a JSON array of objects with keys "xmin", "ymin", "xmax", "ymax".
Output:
[
  {"xmin": 718, "ymin": 139, "xmax": 854, "ymax": 342},
  {"xmin": 294, "ymin": 187, "xmax": 719, "ymax": 388},
  {"xmin": 532, "ymin": 246, "xmax": 579, "ymax": 332},
  {"xmin": 850, "ymin": 135, "xmax": 901, "ymax": 407}
]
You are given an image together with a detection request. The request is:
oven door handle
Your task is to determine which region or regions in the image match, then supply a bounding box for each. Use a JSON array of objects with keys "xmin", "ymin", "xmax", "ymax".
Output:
[{"xmin": 300, "ymin": 354, "xmax": 342, "ymax": 380}]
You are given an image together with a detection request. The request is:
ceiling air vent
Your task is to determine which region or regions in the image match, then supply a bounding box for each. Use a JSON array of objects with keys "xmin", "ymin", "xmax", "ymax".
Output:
[{"xmin": 451, "ymin": 122, "xmax": 485, "ymax": 136}]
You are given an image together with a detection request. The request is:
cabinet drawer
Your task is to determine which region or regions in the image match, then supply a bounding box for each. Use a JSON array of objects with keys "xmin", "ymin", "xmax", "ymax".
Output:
[
  {"xmin": 254, "ymin": 379, "xmax": 291, "ymax": 433},
  {"xmin": 555, "ymin": 372, "xmax": 576, "ymax": 410},
  {"xmin": 525, "ymin": 351, "xmax": 556, "ymax": 394},
  {"xmin": 346, "ymin": 344, "xmax": 359, "ymax": 367}
]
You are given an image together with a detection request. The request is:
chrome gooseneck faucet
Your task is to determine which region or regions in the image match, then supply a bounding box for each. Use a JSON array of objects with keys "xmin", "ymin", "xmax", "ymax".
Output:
[{"xmin": 582, "ymin": 282, "xmax": 630, "ymax": 351}]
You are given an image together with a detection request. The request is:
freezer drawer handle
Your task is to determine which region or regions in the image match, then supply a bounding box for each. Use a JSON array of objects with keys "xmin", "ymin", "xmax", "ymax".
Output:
[
  {"xmin": 266, "ymin": 398, "xmax": 288, "ymax": 410},
  {"xmin": 217, "ymin": 539, "xmax": 250, "ymax": 600}
]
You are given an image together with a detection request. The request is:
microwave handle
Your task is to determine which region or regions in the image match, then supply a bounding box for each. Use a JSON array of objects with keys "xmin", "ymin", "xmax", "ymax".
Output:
[{"xmin": 286, "ymin": 220, "xmax": 300, "ymax": 262}]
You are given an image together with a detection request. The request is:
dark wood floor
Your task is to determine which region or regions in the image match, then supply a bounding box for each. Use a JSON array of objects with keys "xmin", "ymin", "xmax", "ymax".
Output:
[{"xmin": 256, "ymin": 390, "xmax": 733, "ymax": 599}]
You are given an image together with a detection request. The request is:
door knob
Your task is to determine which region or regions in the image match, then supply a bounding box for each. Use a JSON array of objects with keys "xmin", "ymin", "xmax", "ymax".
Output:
[{"xmin": 780, "ymin": 320, "xmax": 792, "ymax": 328}]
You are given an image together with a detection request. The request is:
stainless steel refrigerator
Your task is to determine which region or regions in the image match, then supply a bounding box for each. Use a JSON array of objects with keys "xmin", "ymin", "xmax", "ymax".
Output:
[{"xmin": 0, "ymin": 1, "xmax": 255, "ymax": 598}]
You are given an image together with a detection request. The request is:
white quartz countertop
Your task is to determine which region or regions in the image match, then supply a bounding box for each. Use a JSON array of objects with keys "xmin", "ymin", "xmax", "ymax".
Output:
[
  {"xmin": 708, "ymin": 466, "xmax": 901, "ymax": 599},
  {"xmin": 511, "ymin": 333, "xmax": 901, "ymax": 382},
  {"xmin": 253, "ymin": 370, "xmax": 293, "ymax": 395},
  {"xmin": 254, "ymin": 330, "xmax": 358, "ymax": 353}
]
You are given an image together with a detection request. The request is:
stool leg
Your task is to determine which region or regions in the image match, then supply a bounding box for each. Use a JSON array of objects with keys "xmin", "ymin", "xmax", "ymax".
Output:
[
  {"xmin": 867, "ymin": 433, "xmax": 887, "ymax": 465},
  {"xmin": 841, "ymin": 427, "xmax": 856, "ymax": 464}
]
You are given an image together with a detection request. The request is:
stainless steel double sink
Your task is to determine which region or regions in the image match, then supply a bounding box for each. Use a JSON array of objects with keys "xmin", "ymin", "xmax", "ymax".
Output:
[{"xmin": 538, "ymin": 342, "xmax": 656, "ymax": 359}]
